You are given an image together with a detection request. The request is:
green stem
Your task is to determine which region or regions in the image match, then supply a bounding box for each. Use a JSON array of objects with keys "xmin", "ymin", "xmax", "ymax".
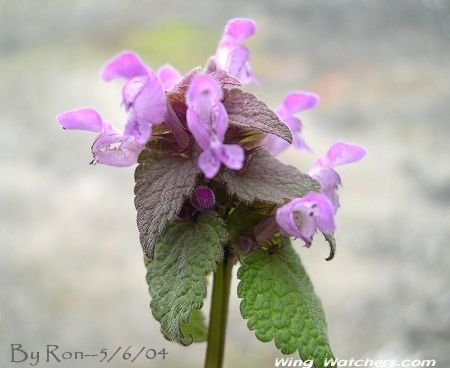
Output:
[{"xmin": 204, "ymin": 249, "xmax": 233, "ymax": 368}]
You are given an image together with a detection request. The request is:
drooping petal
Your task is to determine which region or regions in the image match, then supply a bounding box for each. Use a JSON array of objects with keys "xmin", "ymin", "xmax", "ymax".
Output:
[
  {"xmin": 100, "ymin": 51, "xmax": 148, "ymax": 81},
  {"xmin": 56, "ymin": 108, "xmax": 106, "ymax": 132},
  {"xmin": 223, "ymin": 18, "xmax": 256, "ymax": 43},
  {"xmin": 218, "ymin": 143, "xmax": 244, "ymax": 170},
  {"xmin": 157, "ymin": 64, "xmax": 181, "ymax": 91},
  {"xmin": 282, "ymin": 92, "xmax": 319, "ymax": 115},
  {"xmin": 123, "ymin": 118, "xmax": 152, "ymax": 145},
  {"xmin": 91, "ymin": 127, "xmax": 142, "ymax": 167},
  {"xmin": 198, "ymin": 148, "xmax": 221, "ymax": 179}
]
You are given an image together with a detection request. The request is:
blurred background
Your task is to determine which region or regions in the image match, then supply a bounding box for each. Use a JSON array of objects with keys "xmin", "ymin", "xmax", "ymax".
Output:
[{"xmin": 1, "ymin": 0, "xmax": 449, "ymax": 367}]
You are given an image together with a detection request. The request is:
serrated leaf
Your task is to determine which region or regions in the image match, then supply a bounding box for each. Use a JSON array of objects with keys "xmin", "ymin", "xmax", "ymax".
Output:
[
  {"xmin": 237, "ymin": 239, "xmax": 335, "ymax": 368},
  {"xmin": 217, "ymin": 150, "xmax": 320, "ymax": 205},
  {"xmin": 223, "ymin": 89, "xmax": 293, "ymax": 143},
  {"xmin": 134, "ymin": 147, "xmax": 200, "ymax": 258},
  {"xmin": 145, "ymin": 212, "xmax": 228, "ymax": 345},
  {"xmin": 180, "ymin": 309, "xmax": 208, "ymax": 343}
]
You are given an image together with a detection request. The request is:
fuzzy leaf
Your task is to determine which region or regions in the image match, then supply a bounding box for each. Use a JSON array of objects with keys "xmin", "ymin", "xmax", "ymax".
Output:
[
  {"xmin": 180, "ymin": 309, "xmax": 208, "ymax": 343},
  {"xmin": 135, "ymin": 147, "xmax": 201, "ymax": 258},
  {"xmin": 224, "ymin": 89, "xmax": 292, "ymax": 143},
  {"xmin": 145, "ymin": 212, "xmax": 228, "ymax": 345},
  {"xmin": 210, "ymin": 70, "xmax": 242, "ymax": 89},
  {"xmin": 217, "ymin": 150, "xmax": 320, "ymax": 204},
  {"xmin": 237, "ymin": 239, "xmax": 335, "ymax": 367}
]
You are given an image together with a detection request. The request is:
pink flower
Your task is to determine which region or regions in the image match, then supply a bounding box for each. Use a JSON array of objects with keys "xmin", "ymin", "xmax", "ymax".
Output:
[
  {"xmin": 276, "ymin": 193, "xmax": 336, "ymax": 247},
  {"xmin": 264, "ymin": 91, "xmax": 319, "ymax": 156},
  {"xmin": 186, "ymin": 74, "xmax": 244, "ymax": 178},
  {"xmin": 212, "ymin": 18, "xmax": 257, "ymax": 84},
  {"xmin": 56, "ymin": 108, "xmax": 143, "ymax": 167},
  {"xmin": 309, "ymin": 142, "xmax": 367, "ymax": 212},
  {"xmin": 101, "ymin": 51, "xmax": 167, "ymax": 145}
]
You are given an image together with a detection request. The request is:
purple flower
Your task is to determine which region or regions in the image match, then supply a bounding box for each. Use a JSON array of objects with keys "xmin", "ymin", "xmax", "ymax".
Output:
[
  {"xmin": 186, "ymin": 74, "xmax": 244, "ymax": 179},
  {"xmin": 212, "ymin": 18, "xmax": 257, "ymax": 84},
  {"xmin": 264, "ymin": 91, "xmax": 319, "ymax": 156},
  {"xmin": 276, "ymin": 193, "xmax": 336, "ymax": 247},
  {"xmin": 309, "ymin": 142, "xmax": 367, "ymax": 212},
  {"xmin": 56, "ymin": 108, "xmax": 143, "ymax": 167},
  {"xmin": 101, "ymin": 51, "xmax": 167, "ymax": 144},
  {"xmin": 157, "ymin": 64, "xmax": 182, "ymax": 91}
]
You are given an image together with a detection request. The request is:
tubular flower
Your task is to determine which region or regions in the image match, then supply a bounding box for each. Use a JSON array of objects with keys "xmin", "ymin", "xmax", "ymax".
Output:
[
  {"xmin": 264, "ymin": 91, "xmax": 319, "ymax": 156},
  {"xmin": 309, "ymin": 142, "xmax": 367, "ymax": 212},
  {"xmin": 212, "ymin": 18, "xmax": 257, "ymax": 84},
  {"xmin": 186, "ymin": 74, "xmax": 244, "ymax": 178},
  {"xmin": 56, "ymin": 108, "xmax": 143, "ymax": 167},
  {"xmin": 276, "ymin": 193, "xmax": 336, "ymax": 247},
  {"xmin": 101, "ymin": 51, "xmax": 167, "ymax": 145}
]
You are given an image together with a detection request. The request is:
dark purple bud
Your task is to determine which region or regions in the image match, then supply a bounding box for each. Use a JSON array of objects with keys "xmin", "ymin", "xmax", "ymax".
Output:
[
  {"xmin": 239, "ymin": 237, "xmax": 254, "ymax": 255},
  {"xmin": 190, "ymin": 186, "xmax": 215, "ymax": 211}
]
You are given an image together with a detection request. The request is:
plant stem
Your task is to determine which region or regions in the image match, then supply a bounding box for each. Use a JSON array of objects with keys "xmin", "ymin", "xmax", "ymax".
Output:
[{"xmin": 204, "ymin": 249, "xmax": 233, "ymax": 368}]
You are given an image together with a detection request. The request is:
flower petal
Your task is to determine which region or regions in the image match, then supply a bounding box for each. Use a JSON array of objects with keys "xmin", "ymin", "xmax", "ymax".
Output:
[
  {"xmin": 186, "ymin": 107, "xmax": 211, "ymax": 151},
  {"xmin": 218, "ymin": 143, "xmax": 244, "ymax": 170},
  {"xmin": 100, "ymin": 51, "xmax": 148, "ymax": 81},
  {"xmin": 157, "ymin": 64, "xmax": 181, "ymax": 91},
  {"xmin": 223, "ymin": 18, "xmax": 256, "ymax": 43},
  {"xmin": 282, "ymin": 92, "xmax": 319, "ymax": 114},
  {"xmin": 123, "ymin": 118, "xmax": 152, "ymax": 145},
  {"xmin": 303, "ymin": 193, "xmax": 336, "ymax": 233},
  {"xmin": 92, "ymin": 127, "xmax": 142, "ymax": 167},
  {"xmin": 125, "ymin": 73, "xmax": 167, "ymax": 125},
  {"xmin": 56, "ymin": 108, "xmax": 105, "ymax": 132},
  {"xmin": 263, "ymin": 134, "xmax": 290, "ymax": 156},
  {"xmin": 186, "ymin": 74, "xmax": 222, "ymax": 106},
  {"xmin": 276, "ymin": 193, "xmax": 336, "ymax": 245},
  {"xmin": 198, "ymin": 149, "xmax": 221, "ymax": 179},
  {"xmin": 325, "ymin": 141, "xmax": 367, "ymax": 167},
  {"xmin": 276, "ymin": 199, "xmax": 305, "ymax": 239}
]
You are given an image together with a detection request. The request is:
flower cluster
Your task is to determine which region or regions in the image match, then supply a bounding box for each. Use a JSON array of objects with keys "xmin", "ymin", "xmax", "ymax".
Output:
[{"xmin": 57, "ymin": 17, "xmax": 366, "ymax": 255}]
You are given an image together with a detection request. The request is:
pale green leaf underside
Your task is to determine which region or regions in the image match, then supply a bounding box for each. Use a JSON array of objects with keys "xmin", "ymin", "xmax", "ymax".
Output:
[
  {"xmin": 237, "ymin": 239, "xmax": 335, "ymax": 368},
  {"xmin": 180, "ymin": 309, "xmax": 208, "ymax": 343},
  {"xmin": 145, "ymin": 212, "xmax": 228, "ymax": 345}
]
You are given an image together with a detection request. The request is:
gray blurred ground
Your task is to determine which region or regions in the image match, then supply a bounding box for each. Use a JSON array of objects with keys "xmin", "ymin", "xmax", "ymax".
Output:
[{"xmin": 1, "ymin": 1, "xmax": 449, "ymax": 367}]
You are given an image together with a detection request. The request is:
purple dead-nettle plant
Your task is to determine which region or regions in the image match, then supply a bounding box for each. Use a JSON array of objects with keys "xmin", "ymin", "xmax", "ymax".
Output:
[{"xmin": 57, "ymin": 18, "xmax": 366, "ymax": 368}]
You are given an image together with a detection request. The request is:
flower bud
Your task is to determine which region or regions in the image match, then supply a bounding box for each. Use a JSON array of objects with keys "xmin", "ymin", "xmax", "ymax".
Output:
[{"xmin": 190, "ymin": 186, "xmax": 216, "ymax": 211}]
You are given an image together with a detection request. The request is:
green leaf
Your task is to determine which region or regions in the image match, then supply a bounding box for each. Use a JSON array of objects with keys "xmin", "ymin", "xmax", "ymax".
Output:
[
  {"xmin": 180, "ymin": 309, "xmax": 208, "ymax": 343},
  {"xmin": 223, "ymin": 89, "xmax": 293, "ymax": 143},
  {"xmin": 217, "ymin": 150, "xmax": 321, "ymax": 205},
  {"xmin": 145, "ymin": 212, "xmax": 228, "ymax": 345},
  {"xmin": 134, "ymin": 146, "xmax": 200, "ymax": 258},
  {"xmin": 237, "ymin": 239, "xmax": 335, "ymax": 368}
]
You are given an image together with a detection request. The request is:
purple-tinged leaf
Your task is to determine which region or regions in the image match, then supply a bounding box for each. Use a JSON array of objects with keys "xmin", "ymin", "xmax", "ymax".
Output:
[
  {"xmin": 223, "ymin": 89, "xmax": 293, "ymax": 143},
  {"xmin": 216, "ymin": 150, "xmax": 319, "ymax": 204},
  {"xmin": 134, "ymin": 147, "xmax": 201, "ymax": 258}
]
